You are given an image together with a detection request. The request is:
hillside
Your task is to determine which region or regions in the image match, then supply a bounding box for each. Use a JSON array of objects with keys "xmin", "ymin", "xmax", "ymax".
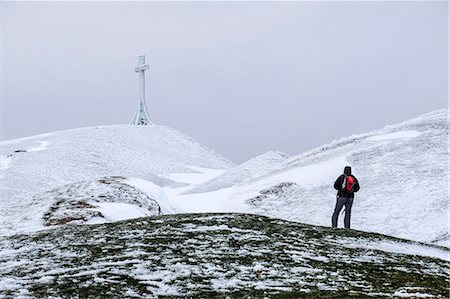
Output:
[
  {"xmin": 0, "ymin": 110, "xmax": 447, "ymax": 246},
  {"xmin": 185, "ymin": 150, "xmax": 289, "ymax": 194},
  {"xmin": 0, "ymin": 213, "xmax": 448, "ymax": 298},
  {"xmin": 168, "ymin": 109, "xmax": 449, "ymax": 246},
  {"xmin": 0, "ymin": 125, "xmax": 234, "ymax": 236}
]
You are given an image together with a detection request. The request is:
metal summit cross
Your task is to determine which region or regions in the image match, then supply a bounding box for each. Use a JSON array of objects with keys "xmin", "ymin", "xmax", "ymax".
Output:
[{"xmin": 130, "ymin": 55, "xmax": 153, "ymax": 125}]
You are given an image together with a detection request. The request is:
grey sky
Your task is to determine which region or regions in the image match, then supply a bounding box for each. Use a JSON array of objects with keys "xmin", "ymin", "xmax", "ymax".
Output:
[{"xmin": 2, "ymin": 1, "xmax": 447, "ymax": 163}]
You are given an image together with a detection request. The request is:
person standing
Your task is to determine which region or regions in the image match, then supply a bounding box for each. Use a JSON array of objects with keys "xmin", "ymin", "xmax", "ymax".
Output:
[{"xmin": 332, "ymin": 166, "xmax": 360, "ymax": 229}]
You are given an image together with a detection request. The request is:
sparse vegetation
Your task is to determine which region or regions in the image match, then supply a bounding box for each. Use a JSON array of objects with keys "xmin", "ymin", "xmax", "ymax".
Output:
[
  {"xmin": 36, "ymin": 177, "xmax": 160, "ymax": 226},
  {"xmin": 0, "ymin": 213, "xmax": 448, "ymax": 298}
]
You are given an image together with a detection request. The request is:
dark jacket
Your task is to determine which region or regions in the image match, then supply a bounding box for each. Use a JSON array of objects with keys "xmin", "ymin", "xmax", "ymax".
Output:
[{"xmin": 334, "ymin": 174, "xmax": 360, "ymax": 198}]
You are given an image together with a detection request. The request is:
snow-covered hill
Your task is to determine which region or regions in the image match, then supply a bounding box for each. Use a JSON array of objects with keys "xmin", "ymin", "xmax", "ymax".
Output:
[
  {"xmin": 1, "ymin": 110, "xmax": 447, "ymax": 246},
  {"xmin": 35, "ymin": 176, "xmax": 176, "ymax": 228},
  {"xmin": 168, "ymin": 109, "xmax": 449, "ymax": 246},
  {"xmin": 0, "ymin": 213, "xmax": 448, "ymax": 298},
  {"xmin": 184, "ymin": 150, "xmax": 289, "ymax": 194},
  {"xmin": 0, "ymin": 125, "xmax": 234, "ymax": 236},
  {"xmin": 0, "ymin": 111, "xmax": 448, "ymax": 298}
]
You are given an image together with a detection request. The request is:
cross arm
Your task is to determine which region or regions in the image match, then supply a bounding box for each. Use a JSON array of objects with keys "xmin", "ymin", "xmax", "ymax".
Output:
[{"xmin": 135, "ymin": 64, "xmax": 149, "ymax": 72}]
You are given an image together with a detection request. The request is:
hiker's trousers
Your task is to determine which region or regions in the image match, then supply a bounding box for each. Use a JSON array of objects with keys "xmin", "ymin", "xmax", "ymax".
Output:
[{"xmin": 332, "ymin": 196, "xmax": 353, "ymax": 229}]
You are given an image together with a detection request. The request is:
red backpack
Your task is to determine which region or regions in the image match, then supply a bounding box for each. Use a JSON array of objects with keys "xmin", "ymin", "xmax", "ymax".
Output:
[{"xmin": 342, "ymin": 176, "xmax": 355, "ymax": 192}]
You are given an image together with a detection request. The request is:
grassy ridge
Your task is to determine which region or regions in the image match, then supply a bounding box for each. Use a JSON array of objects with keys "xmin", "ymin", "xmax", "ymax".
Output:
[{"xmin": 0, "ymin": 213, "xmax": 448, "ymax": 298}]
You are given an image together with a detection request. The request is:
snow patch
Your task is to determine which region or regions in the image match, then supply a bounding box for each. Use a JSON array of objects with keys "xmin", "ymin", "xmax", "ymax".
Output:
[
  {"xmin": 87, "ymin": 202, "xmax": 153, "ymax": 223},
  {"xmin": 125, "ymin": 178, "xmax": 177, "ymax": 214},
  {"xmin": 341, "ymin": 239, "xmax": 450, "ymax": 262},
  {"xmin": 366, "ymin": 130, "xmax": 422, "ymax": 141},
  {"xmin": 0, "ymin": 155, "xmax": 12, "ymax": 171},
  {"xmin": 393, "ymin": 287, "xmax": 435, "ymax": 298},
  {"xmin": 27, "ymin": 140, "xmax": 50, "ymax": 152},
  {"xmin": 186, "ymin": 151, "xmax": 289, "ymax": 194},
  {"xmin": 162, "ymin": 166, "xmax": 226, "ymax": 185}
]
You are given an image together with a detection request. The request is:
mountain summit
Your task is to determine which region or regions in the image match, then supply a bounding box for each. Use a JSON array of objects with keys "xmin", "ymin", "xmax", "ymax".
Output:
[{"xmin": 0, "ymin": 125, "xmax": 234, "ymax": 236}]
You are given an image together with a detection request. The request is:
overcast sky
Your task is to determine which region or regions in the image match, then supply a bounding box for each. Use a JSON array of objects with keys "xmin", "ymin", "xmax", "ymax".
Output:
[{"xmin": 2, "ymin": 1, "xmax": 447, "ymax": 162}]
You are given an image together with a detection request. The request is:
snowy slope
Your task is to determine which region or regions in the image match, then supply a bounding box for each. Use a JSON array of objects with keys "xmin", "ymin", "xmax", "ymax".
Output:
[
  {"xmin": 0, "ymin": 111, "xmax": 448, "ymax": 298},
  {"xmin": 0, "ymin": 213, "xmax": 448, "ymax": 298},
  {"xmin": 1, "ymin": 110, "xmax": 447, "ymax": 246},
  {"xmin": 0, "ymin": 125, "xmax": 234, "ymax": 236},
  {"xmin": 185, "ymin": 150, "xmax": 289, "ymax": 194},
  {"xmin": 169, "ymin": 109, "xmax": 449, "ymax": 245},
  {"xmin": 33, "ymin": 176, "xmax": 176, "ymax": 229}
]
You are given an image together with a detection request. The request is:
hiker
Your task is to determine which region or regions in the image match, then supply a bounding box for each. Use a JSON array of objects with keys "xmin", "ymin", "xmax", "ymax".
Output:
[{"xmin": 332, "ymin": 166, "xmax": 360, "ymax": 229}]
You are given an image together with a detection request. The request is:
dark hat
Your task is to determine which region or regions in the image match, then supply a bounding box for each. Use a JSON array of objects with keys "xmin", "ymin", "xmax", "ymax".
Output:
[{"xmin": 344, "ymin": 166, "xmax": 352, "ymax": 175}]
